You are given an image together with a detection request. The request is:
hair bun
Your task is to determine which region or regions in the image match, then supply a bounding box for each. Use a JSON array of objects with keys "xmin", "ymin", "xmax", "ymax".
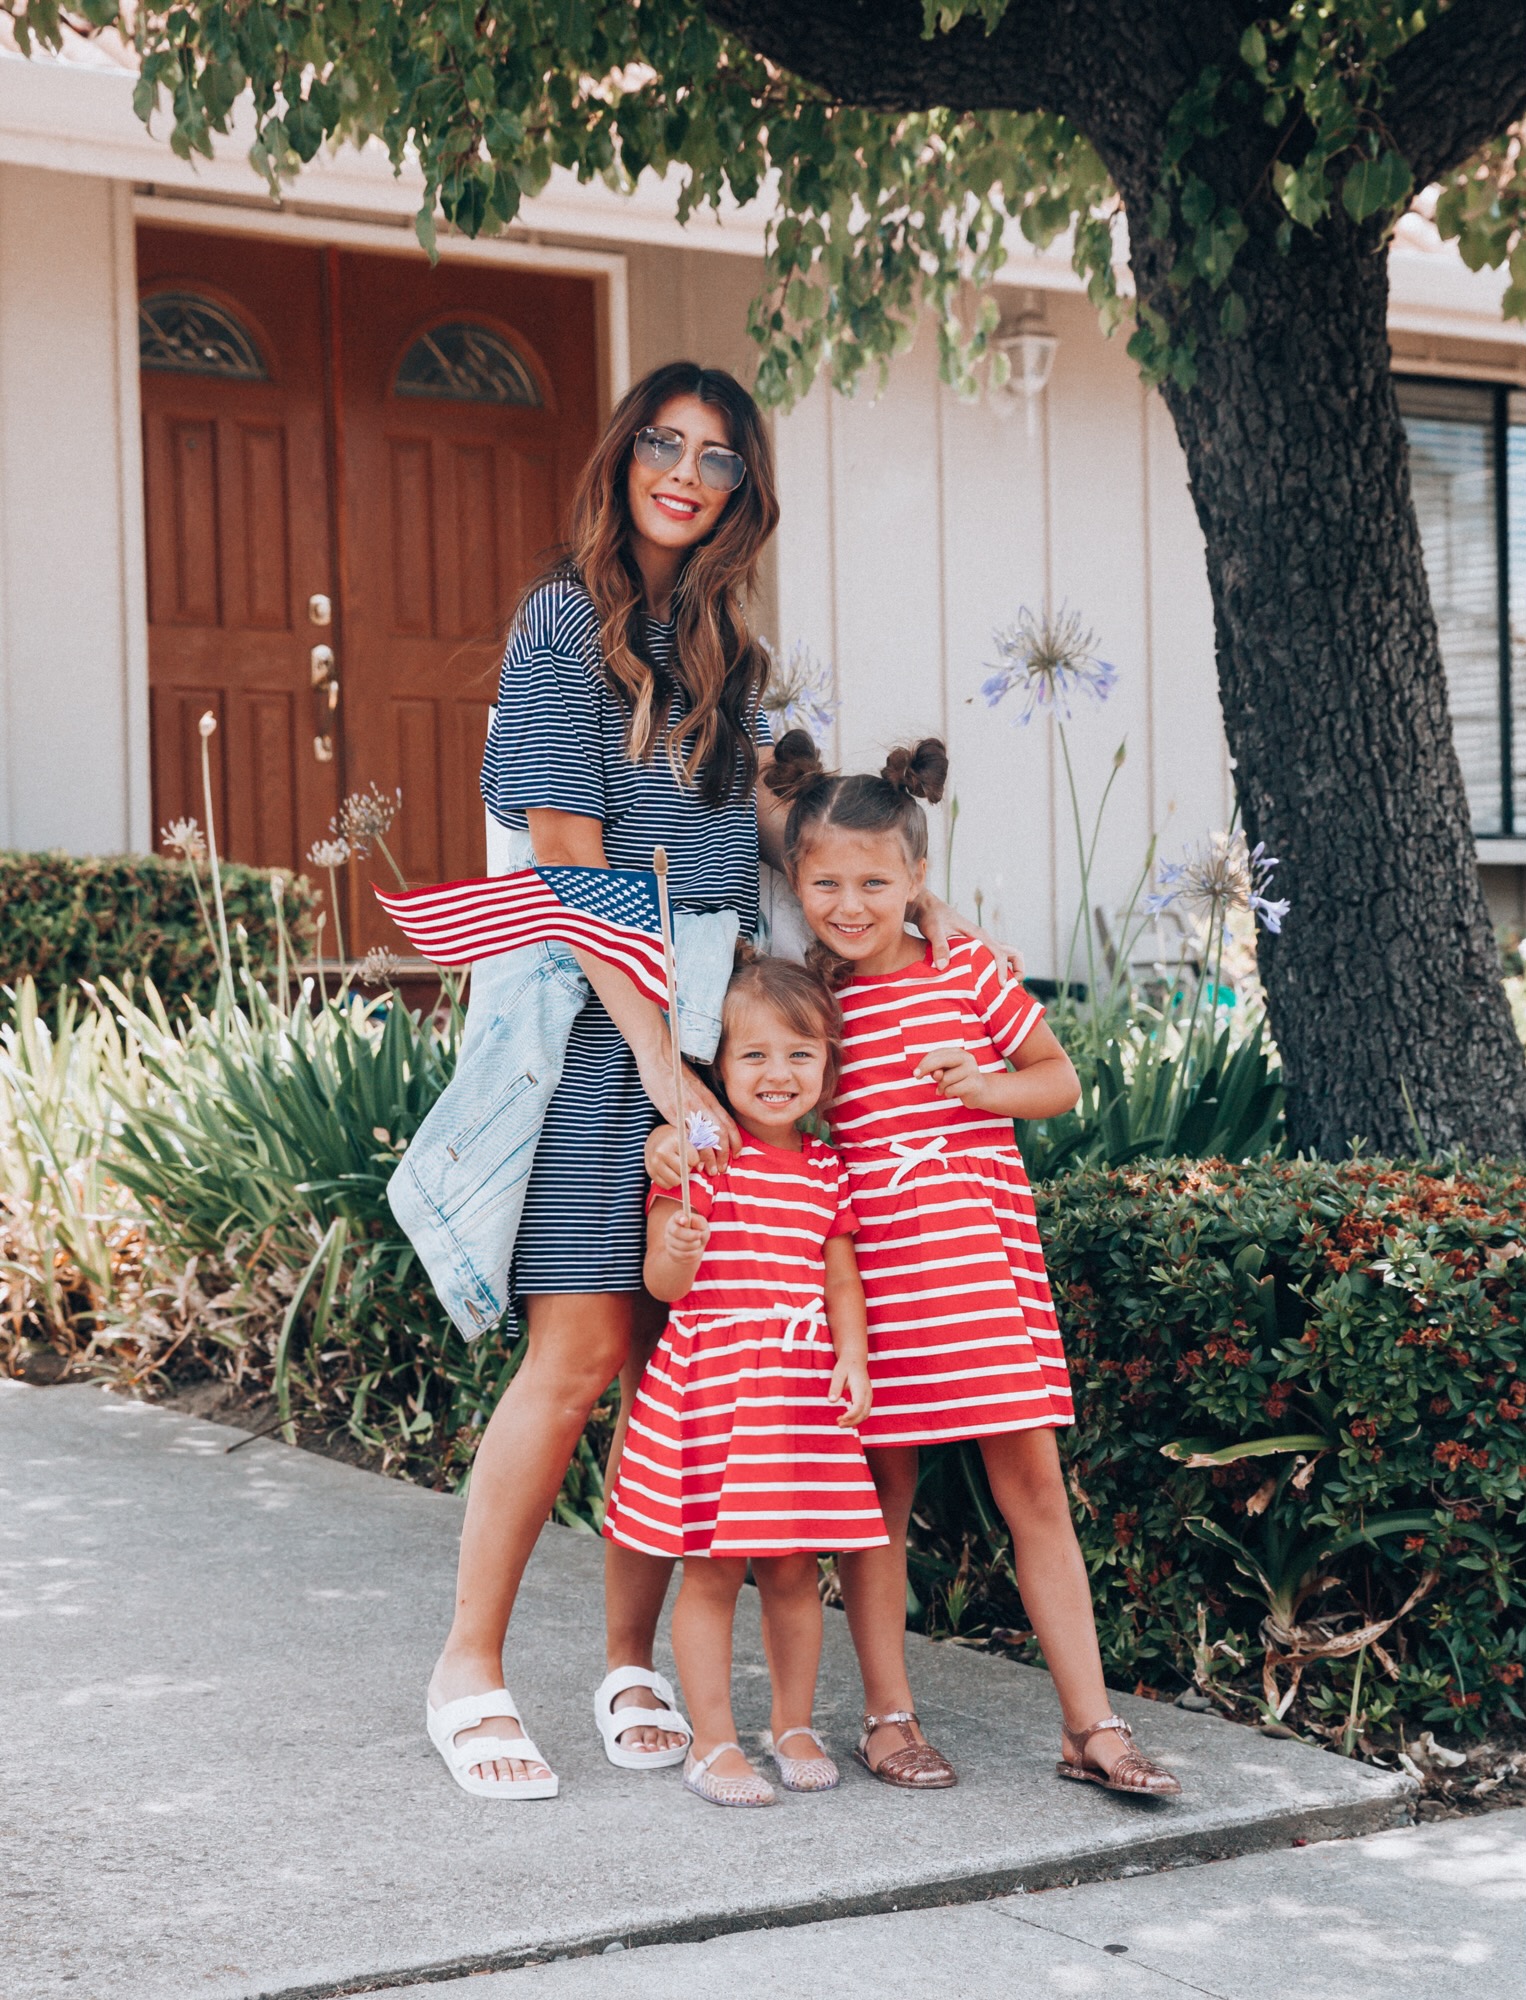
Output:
[
  {"xmin": 881, "ymin": 738, "xmax": 948, "ymax": 806},
  {"xmin": 764, "ymin": 728, "xmax": 831, "ymax": 802}
]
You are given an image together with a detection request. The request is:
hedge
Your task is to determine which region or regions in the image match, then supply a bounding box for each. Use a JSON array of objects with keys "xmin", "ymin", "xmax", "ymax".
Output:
[
  {"xmin": 909, "ymin": 1158, "xmax": 1526, "ymax": 1745},
  {"xmin": 0, "ymin": 852, "xmax": 319, "ymax": 1013}
]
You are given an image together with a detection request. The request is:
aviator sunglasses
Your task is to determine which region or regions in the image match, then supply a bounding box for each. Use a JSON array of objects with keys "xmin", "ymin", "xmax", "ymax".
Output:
[{"xmin": 633, "ymin": 424, "xmax": 747, "ymax": 493}]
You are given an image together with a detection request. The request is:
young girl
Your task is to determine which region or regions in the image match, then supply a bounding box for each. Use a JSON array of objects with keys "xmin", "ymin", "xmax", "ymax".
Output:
[
  {"xmin": 603, "ymin": 954, "xmax": 886, "ymax": 1807},
  {"xmin": 651, "ymin": 736, "xmax": 1182, "ymax": 1799}
]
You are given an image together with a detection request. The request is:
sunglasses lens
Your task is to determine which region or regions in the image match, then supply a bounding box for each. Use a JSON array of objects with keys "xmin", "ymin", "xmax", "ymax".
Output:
[
  {"xmin": 699, "ymin": 448, "xmax": 746, "ymax": 493},
  {"xmin": 634, "ymin": 427, "xmax": 682, "ymax": 470}
]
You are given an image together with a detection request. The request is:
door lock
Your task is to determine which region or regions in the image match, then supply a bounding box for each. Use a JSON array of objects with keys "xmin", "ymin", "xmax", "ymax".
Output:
[{"xmin": 308, "ymin": 593, "xmax": 333, "ymax": 627}]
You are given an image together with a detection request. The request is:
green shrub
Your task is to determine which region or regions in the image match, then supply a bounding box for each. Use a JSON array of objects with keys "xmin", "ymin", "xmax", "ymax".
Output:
[
  {"xmin": 908, "ymin": 1158, "xmax": 1526, "ymax": 1746},
  {"xmin": 0, "ymin": 851, "xmax": 318, "ymax": 1013}
]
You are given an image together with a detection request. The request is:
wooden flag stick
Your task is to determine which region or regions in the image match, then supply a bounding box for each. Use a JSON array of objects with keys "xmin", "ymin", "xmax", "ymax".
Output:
[{"xmin": 652, "ymin": 846, "xmax": 691, "ymax": 1224}]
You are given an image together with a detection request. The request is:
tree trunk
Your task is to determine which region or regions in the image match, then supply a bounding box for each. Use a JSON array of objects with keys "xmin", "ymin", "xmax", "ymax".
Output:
[{"xmin": 1147, "ymin": 206, "xmax": 1526, "ymax": 1156}]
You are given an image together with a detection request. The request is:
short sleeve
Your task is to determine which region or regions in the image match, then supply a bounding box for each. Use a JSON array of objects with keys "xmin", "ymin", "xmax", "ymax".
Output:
[
  {"xmin": 481, "ymin": 587, "xmax": 608, "ymax": 827},
  {"xmin": 750, "ymin": 703, "xmax": 775, "ymax": 748},
  {"xmin": 966, "ymin": 939, "xmax": 1046, "ymax": 1059},
  {"xmin": 824, "ymin": 1154, "xmax": 858, "ymax": 1238},
  {"xmin": 648, "ymin": 1170, "xmax": 716, "ymax": 1222}
]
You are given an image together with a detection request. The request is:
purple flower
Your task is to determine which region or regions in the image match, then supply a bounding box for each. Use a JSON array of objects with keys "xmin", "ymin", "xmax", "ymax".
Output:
[
  {"xmin": 1149, "ymin": 832, "xmax": 1289, "ymax": 933},
  {"xmin": 982, "ymin": 605, "xmax": 1118, "ymax": 724}
]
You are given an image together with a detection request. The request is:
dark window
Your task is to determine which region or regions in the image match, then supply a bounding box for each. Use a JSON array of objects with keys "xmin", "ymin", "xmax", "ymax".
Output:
[
  {"xmin": 394, "ymin": 322, "xmax": 542, "ymax": 406},
  {"xmin": 138, "ymin": 291, "xmax": 267, "ymax": 380},
  {"xmin": 1398, "ymin": 377, "xmax": 1526, "ymax": 838}
]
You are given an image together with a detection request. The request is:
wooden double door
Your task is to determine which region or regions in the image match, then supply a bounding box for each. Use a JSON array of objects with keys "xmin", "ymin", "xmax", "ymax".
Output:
[{"xmin": 139, "ymin": 227, "xmax": 599, "ymax": 952}]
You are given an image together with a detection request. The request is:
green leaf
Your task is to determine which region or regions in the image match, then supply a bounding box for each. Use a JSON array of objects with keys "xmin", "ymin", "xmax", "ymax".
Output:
[
  {"xmin": 1341, "ymin": 149, "xmax": 1412, "ymax": 224},
  {"xmin": 1161, "ymin": 1434, "xmax": 1328, "ymax": 1468},
  {"xmin": 1239, "ymin": 25, "xmax": 1267, "ymax": 71}
]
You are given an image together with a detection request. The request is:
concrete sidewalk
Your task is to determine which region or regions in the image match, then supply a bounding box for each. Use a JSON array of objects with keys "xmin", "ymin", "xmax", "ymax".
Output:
[
  {"xmin": 369, "ymin": 1813, "xmax": 1526, "ymax": 1999},
  {"xmin": 1, "ymin": 1382, "xmax": 1412, "ymax": 2000}
]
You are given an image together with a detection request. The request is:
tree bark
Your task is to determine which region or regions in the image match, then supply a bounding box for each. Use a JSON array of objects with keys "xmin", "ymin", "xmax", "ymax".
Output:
[
  {"xmin": 1142, "ymin": 205, "xmax": 1526, "ymax": 1155},
  {"xmin": 712, "ymin": 0, "xmax": 1526, "ymax": 1156}
]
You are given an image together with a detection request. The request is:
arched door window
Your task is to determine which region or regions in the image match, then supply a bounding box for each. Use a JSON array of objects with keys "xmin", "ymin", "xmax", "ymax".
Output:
[
  {"xmin": 394, "ymin": 321, "xmax": 543, "ymax": 406},
  {"xmin": 138, "ymin": 291, "xmax": 268, "ymax": 380}
]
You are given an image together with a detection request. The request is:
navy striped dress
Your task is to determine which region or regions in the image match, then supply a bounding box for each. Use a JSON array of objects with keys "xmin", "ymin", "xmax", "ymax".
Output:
[{"xmin": 481, "ymin": 572, "xmax": 769, "ymax": 1296}]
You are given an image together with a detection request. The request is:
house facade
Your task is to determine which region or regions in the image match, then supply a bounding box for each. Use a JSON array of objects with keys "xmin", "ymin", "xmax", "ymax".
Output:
[{"xmin": 1, "ymin": 38, "xmax": 1524, "ymax": 975}]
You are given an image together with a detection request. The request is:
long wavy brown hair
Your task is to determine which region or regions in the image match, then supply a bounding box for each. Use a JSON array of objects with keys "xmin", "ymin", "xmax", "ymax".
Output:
[{"xmin": 565, "ymin": 361, "xmax": 779, "ymax": 806}]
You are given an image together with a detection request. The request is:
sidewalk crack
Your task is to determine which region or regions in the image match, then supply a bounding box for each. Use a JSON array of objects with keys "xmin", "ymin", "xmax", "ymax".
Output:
[{"xmin": 996, "ymin": 1907, "xmax": 1230, "ymax": 2000}]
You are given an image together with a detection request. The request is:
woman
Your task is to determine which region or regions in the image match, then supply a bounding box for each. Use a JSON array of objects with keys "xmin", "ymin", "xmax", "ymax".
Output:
[{"xmin": 426, "ymin": 361, "xmax": 987, "ymax": 1798}]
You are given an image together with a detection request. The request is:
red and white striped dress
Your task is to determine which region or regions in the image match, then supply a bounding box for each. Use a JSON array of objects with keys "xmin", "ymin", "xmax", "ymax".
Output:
[
  {"xmin": 830, "ymin": 936, "xmax": 1074, "ymax": 1448},
  {"xmin": 603, "ymin": 1134, "xmax": 889, "ymax": 1559}
]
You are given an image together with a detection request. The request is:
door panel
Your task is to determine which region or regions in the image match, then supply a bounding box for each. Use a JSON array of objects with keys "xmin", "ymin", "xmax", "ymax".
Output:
[
  {"xmin": 139, "ymin": 228, "xmax": 338, "ymax": 884},
  {"xmin": 139, "ymin": 227, "xmax": 601, "ymax": 955},
  {"xmin": 336, "ymin": 251, "xmax": 599, "ymax": 948}
]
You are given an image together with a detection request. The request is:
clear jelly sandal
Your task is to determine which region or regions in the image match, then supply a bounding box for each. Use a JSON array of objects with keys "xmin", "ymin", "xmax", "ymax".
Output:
[
  {"xmin": 765, "ymin": 1725, "xmax": 840, "ymax": 1793},
  {"xmin": 855, "ymin": 1710, "xmax": 957, "ymax": 1789},
  {"xmin": 682, "ymin": 1741, "xmax": 777, "ymax": 1808}
]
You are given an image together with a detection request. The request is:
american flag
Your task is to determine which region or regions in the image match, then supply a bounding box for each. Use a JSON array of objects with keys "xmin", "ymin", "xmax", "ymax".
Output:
[{"xmin": 374, "ymin": 867, "xmax": 671, "ymax": 1008}]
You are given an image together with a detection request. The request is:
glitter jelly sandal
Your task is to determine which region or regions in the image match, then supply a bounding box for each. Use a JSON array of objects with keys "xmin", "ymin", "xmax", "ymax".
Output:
[
  {"xmin": 1056, "ymin": 1714, "xmax": 1182, "ymax": 1797},
  {"xmin": 682, "ymin": 1741, "xmax": 777, "ymax": 1808},
  {"xmin": 855, "ymin": 1710, "xmax": 957, "ymax": 1790},
  {"xmin": 764, "ymin": 1725, "xmax": 840, "ymax": 1793}
]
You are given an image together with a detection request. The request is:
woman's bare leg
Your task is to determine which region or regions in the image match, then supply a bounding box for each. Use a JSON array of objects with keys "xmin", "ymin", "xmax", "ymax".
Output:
[
  {"xmin": 429, "ymin": 1291, "xmax": 629, "ymax": 1783},
  {"xmin": 979, "ymin": 1427, "xmax": 1128, "ymax": 1775},
  {"xmin": 837, "ymin": 1446, "xmax": 937, "ymax": 1764},
  {"xmin": 754, "ymin": 1553, "xmax": 831, "ymax": 1770},
  {"xmin": 601, "ymin": 1291, "xmax": 683, "ymax": 1753},
  {"xmin": 669, "ymin": 1555, "xmax": 753, "ymax": 1780}
]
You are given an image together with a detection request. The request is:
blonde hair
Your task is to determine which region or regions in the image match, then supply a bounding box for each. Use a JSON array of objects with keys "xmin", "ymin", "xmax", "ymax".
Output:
[
  {"xmin": 564, "ymin": 362, "xmax": 779, "ymax": 806},
  {"xmin": 718, "ymin": 950, "xmax": 844, "ymax": 1107}
]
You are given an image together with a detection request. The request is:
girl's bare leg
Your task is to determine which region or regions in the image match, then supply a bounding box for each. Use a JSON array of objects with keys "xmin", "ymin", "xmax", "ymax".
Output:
[
  {"xmin": 754, "ymin": 1553, "xmax": 832, "ymax": 1770},
  {"xmin": 669, "ymin": 1555, "xmax": 754, "ymax": 1780},
  {"xmin": 602, "ymin": 1290, "xmax": 683, "ymax": 1752},
  {"xmin": 837, "ymin": 1446, "xmax": 937, "ymax": 1764},
  {"xmin": 429, "ymin": 1291, "xmax": 631, "ymax": 1784},
  {"xmin": 979, "ymin": 1426, "xmax": 1130, "ymax": 1777}
]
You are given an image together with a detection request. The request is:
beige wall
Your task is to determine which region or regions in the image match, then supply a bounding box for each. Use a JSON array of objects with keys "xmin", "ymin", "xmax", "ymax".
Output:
[
  {"xmin": 0, "ymin": 163, "xmax": 147, "ymax": 853},
  {"xmin": 774, "ymin": 287, "xmax": 1229, "ymax": 982}
]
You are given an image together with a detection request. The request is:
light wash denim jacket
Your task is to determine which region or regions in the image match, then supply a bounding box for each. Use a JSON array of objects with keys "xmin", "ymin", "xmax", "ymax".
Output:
[{"xmin": 387, "ymin": 828, "xmax": 740, "ymax": 1340}]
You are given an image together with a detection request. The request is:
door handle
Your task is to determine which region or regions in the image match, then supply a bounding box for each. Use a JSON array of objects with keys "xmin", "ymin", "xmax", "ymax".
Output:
[
  {"xmin": 311, "ymin": 645, "xmax": 338, "ymax": 762},
  {"xmin": 310, "ymin": 643, "xmax": 336, "ymax": 688}
]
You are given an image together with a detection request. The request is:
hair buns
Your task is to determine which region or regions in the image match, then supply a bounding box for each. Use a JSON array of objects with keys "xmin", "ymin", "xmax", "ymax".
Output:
[
  {"xmin": 881, "ymin": 738, "xmax": 948, "ymax": 806},
  {"xmin": 764, "ymin": 728, "xmax": 832, "ymax": 802}
]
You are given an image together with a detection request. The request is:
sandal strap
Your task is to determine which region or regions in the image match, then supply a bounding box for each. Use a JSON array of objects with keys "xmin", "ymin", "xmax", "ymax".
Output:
[
  {"xmin": 1104, "ymin": 1747, "xmax": 1177, "ymax": 1789},
  {"xmin": 775, "ymin": 1726, "xmax": 826, "ymax": 1755},
  {"xmin": 688, "ymin": 1741, "xmax": 746, "ymax": 1780},
  {"xmin": 861, "ymin": 1709, "xmax": 919, "ymax": 1732},
  {"xmin": 446, "ymin": 1732, "xmax": 544, "ymax": 1772},
  {"xmin": 429, "ymin": 1688, "xmax": 524, "ymax": 1739},
  {"xmin": 1064, "ymin": 1713, "xmax": 1134, "ymax": 1753},
  {"xmin": 873, "ymin": 1741, "xmax": 955, "ymax": 1782}
]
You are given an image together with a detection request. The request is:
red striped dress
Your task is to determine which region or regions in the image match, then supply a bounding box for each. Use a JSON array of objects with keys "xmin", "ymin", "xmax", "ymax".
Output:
[
  {"xmin": 602, "ymin": 1134, "xmax": 889, "ymax": 1559},
  {"xmin": 830, "ymin": 936, "xmax": 1074, "ymax": 1448}
]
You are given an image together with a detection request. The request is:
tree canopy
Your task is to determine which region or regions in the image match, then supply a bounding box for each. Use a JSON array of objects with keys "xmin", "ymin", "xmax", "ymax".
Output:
[{"xmin": 8, "ymin": 0, "xmax": 1525, "ymax": 406}]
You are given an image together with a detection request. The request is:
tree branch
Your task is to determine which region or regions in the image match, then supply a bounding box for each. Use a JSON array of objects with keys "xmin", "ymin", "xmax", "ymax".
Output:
[
  {"xmin": 1386, "ymin": 0, "xmax": 1526, "ymax": 188},
  {"xmin": 703, "ymin": 0, "xmax": 1085, "ymax": 116}
]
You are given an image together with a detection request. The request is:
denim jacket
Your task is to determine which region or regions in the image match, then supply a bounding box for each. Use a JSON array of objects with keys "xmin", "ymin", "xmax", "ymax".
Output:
[{"xmin": 387, "ymin": 828, "xmax": 740, "ymax": 1340}]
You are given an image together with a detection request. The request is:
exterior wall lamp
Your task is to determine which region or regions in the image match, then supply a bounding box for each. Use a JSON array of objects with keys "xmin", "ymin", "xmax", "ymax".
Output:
[{"xmin": 993, "ymin": 292, "xmax": 1058, "ymax": 437}]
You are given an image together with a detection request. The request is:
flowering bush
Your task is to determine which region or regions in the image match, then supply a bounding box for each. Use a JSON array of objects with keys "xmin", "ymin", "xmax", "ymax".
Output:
[{"xmin": 909, "ymin": 1158, "xmax": 1526, "ymax": 1747}]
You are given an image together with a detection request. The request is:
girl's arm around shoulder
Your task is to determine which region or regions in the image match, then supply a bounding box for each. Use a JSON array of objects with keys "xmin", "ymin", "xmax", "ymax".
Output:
[
  {"xmin": 823, "ymin": 1234, "xmax": 872, "ymax": 1428},
  {"xmin": 916, "ymin": 939, "xmax": 1081, "ymax": 1120},
  {"xmin": 643, "ymin": 1192, "xmax": 711, "ymax": 1304}
]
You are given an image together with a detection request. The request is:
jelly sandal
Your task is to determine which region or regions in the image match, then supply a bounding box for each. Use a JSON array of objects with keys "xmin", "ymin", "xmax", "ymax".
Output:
[
  {"xmin": 764, "ymin": 1725, "xmax": 840, "ymax": 1793},
  {"xmin": 426, "ymin": 1687, "xmax": 558, "ymax": 1800},
  {"xmin": 1057, "ymin": 1714, "xmax": 1182, "ymax": 1796},
  {"xmin": 682, "ymin": 1741, "xmax": 776, "ymax": 1807},
  {"xmin": 594, "ymin": 1665, "xmax": 693, "ymax": 1771},
  {"xmin": 855, "ymin": 1709, "xmax": 957, "ymax": 1789}
]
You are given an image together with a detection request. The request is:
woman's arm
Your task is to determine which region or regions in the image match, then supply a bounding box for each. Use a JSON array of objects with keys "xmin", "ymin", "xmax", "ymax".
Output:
[
  {"xmin": 754, "ymin": 744, "xmax": 789, "ymax": 874},
  {"xmin": 525, "ymin": 807, "xmax": 740, "ymax": 1148},
  {"xmin": 823, "ymin": 1234, "xmax": 872, "ymax": 1428},
  {"xmin": 913, "ymin": 1020, "xmax": 1080, "ymax": 1121},
  {"xmin": 643, "ymin": 1197, "xmax": 709, "ymax": 1303}
]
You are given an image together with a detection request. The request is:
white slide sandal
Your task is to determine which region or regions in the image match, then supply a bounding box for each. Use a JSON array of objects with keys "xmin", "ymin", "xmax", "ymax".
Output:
[
  {"xmin": 594, "ymin": 1665, "xmax": 693, "ymax": 1771},
  {"xmin": 426, "ymin": 1688, "xmax": 559, "ymax": 1800}
]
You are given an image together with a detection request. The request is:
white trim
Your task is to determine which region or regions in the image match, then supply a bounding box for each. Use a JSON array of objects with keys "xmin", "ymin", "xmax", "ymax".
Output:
[
  {"xmin": 1478, "ymin": 841, "xmax": 1526, "ymax": 868},
  {"xmin": 132, "ymin": 190, "xmax": 631, "ymax": 414},
  {"xmin": 110, "ymin": 178, "xmax": 150, "ymax": 851}
]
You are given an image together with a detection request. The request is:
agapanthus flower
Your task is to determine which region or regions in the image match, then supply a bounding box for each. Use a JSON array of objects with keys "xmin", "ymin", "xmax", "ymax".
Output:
[
  {"xmin": 335, "ymin": 784, "xmax": 402, "ymax": 857},
  {"xmin": 308, "ymin": 837, "xmax": 350, "ymax": 871},
  {"xmin": 686, "ymin": 1109, "xmax": 723, "ymax": 1151},
  {"xmin": 982, "ymin": 605, "xmax": 1118, "ymax": 724},
  {"xmin": 355, "ymin": 945, "xmax": 402, "ymax": 988},
  {"xmin": 1149, "ymin": 830, "xmax": 1289, "ymax": 935},
  {"xmin": 760, "ymin": 638, "xmax": 840, "ymax": 740},
  {"xmin": 160, "ymin": 817, "xmax": 207, "ymax": 864}
]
